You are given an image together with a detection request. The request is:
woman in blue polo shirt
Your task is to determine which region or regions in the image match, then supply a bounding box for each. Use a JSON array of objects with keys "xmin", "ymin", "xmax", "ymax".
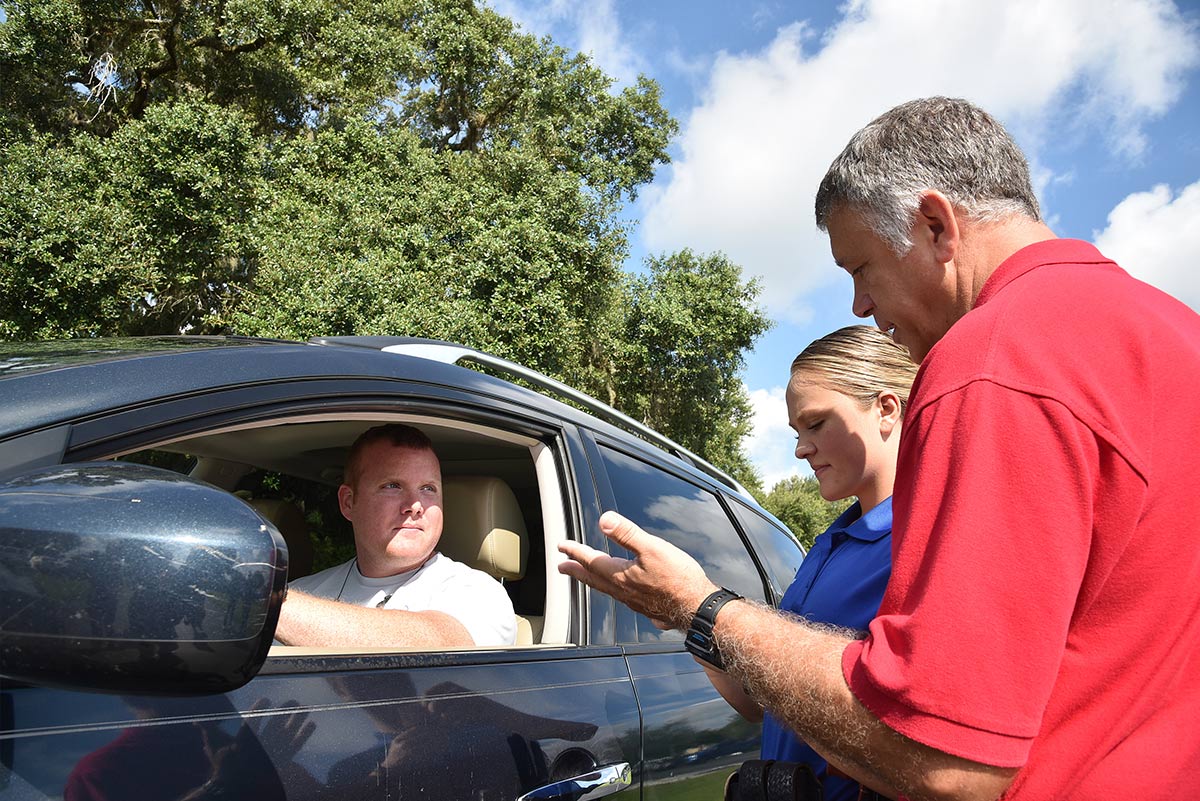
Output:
[{"xmin": 706, "ymin": 325, "xmax": 918, "ymax": 801}]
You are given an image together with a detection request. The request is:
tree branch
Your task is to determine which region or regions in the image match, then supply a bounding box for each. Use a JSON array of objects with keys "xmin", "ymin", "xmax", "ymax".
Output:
[
  {"xmin": 447, "ymin": 89, "xmax": 521, "ymax": 152},
  {"xmin": 188, "ymin": 34, "xmax": 269, "ymax": 55},
  {"xmin": 128, "ymin": 0, "xmax": 184, "ymax": 120}
]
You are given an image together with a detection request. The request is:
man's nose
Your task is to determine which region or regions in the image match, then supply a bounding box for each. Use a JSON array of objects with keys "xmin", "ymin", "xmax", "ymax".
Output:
[
  {"xmin": 402, "ymin": 494, "xmax": 423, "ymax": 514},
  {"xmin": 795, "ymin": 439, "xmax": 815, "ymax": 459},
  {"xmin": 852, "ymin": 290, "xmax": 874, "ymax": 319}
]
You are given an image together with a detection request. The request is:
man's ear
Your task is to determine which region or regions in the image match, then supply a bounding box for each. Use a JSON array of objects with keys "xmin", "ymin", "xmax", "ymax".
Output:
[
  {"xmin": 337, "ymin": 484, "xmax": 355, "ymax": 521},
  {"xmin": 917, "ymin": 190, "xmax": 959, "ymax": 264},
  {"xmin": 878, "ymin": 391, "xmax": 903, "ymax": 436}
]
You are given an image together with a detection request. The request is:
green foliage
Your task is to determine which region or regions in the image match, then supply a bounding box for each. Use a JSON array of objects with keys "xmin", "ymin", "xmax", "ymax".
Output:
[
  {"xmin": 611, "ymin": 250, "xmax": 771, "ymax": 492},
  {"xmin": 222, "ymin": 119, "xmax": 624, "ymax": 384},
  {"xmin": 309, "ymin": 528, "xmax": 358, "ymax": 574},
  {"xmin": 761, "ymin": 475, "xmax": 852, "ymax": 550},
  {"xmin": 0, "ymin": 99, "xmax": 261, "ymax": 337},
  {"xmin": 391, "ymin": 1, "xmax": 674, "ymax": 204},
  {"xmin": 235, "ymin": 469, "xmax": 356, "ymax": 572},
  {"xmin": 1, "ymin": 0, "xmax": 769, "ymax": 479},
  {"xmin": 0, "ymin": 0, "xmax": 417, "ymax": 137},
  {"xmin": 1, "ymin": 132, "xmax": 145, "ymax": 338}
]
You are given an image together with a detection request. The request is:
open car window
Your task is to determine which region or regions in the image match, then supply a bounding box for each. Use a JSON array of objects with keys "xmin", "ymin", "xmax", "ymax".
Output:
[{"xmin": 114, "ymin": 413, "xmax": 572, "ymax": 652}]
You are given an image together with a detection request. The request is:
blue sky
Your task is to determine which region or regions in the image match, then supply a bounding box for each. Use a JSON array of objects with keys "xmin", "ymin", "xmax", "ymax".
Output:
[{"xmin": 488, "ymin": 0, "xmax": 1200, "ymax": 489}]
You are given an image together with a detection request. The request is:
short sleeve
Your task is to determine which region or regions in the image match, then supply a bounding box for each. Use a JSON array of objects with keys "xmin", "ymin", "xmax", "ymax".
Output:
[
  {"xmin": 843, "ymin": 381, "xmax": 1101, "ymax": 766},
  {"xmin": 425, "ymin": 559, "xmax": 517, "ymax": 647}
]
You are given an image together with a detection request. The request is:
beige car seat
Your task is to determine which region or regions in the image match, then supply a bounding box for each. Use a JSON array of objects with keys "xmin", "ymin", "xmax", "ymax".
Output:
[{"xmin": 439, "ymin": 475, "xmax": 538, "ymax": 644}]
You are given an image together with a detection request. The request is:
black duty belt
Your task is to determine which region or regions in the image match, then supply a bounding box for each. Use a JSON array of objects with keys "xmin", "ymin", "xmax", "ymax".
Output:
[{"xmin": 724, "ymin": 759, "xmax": 887, "ymax": 801}]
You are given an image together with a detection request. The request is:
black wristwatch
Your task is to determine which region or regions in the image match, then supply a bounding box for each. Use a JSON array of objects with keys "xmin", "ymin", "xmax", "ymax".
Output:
[{"xmin": 684, "ymin": 588, "xmax": 743, "ymax": 669}]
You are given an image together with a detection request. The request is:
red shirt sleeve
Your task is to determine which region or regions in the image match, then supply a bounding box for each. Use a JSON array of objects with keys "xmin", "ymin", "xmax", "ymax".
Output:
[{"xmin": 842, "ymin": 380, "xmax": 1101, "ymax": 767}]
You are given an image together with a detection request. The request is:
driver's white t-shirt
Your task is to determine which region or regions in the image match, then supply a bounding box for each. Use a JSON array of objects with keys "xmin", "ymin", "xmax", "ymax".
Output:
[{"xmin": 289, "ymin": 552, "xmax": 516, "ymax": 646}]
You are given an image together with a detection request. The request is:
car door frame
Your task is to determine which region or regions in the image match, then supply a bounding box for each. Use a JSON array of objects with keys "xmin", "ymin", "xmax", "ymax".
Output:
[{"xmin": 579, "ymin": 428, "xmax": 773, "ymax": 799}]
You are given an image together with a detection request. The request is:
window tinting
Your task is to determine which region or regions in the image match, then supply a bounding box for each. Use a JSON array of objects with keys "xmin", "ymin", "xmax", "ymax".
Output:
[
  {"xmin": 599, "ymin": 446, "xmax": 766, "ymax": 642},
  {"xmin": 730, "ymin": 501, "xmax": 806, "ymax": 605}
]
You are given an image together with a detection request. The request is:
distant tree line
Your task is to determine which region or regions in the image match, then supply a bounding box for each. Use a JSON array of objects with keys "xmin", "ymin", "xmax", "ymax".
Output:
[
  {"xmin": 763, "ymin": 476, "xmax": 853, "ymax": 551},
  {"xmin": 0, "ymin": 0, "xmax": 845, "ymax": 531}
]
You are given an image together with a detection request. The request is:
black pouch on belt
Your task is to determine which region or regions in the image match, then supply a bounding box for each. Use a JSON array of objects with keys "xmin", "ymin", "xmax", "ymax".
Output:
[{"xmin": 724, "ymin": 759, "xmax": 823, "ymax": 801}]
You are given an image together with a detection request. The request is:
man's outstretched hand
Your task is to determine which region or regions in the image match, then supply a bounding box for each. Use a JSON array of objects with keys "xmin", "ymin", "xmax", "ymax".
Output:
[{"xmin": 557, "ymin": 511, "xmax": 720, "ymax": 629}]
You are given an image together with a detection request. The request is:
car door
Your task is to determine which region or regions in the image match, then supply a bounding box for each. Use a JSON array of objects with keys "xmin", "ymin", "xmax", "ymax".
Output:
[
  {"xmin": 585, "ymin": 433, "xmax": 783, "ymax": 801},
  {"xmin": 0, "ymin": 378, "xmax": 642, "ymax": 801}
]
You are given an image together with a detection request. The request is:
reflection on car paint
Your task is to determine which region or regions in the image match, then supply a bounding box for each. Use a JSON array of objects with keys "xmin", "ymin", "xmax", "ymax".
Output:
[{"xmin": 2, "ymin": 657, "xmax": 641, "ymax": 800}]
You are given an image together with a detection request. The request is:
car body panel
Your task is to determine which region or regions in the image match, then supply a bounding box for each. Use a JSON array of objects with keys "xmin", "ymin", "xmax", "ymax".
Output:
[
  {"xmin": 626, "ymin": 651, "xmax": 759, "ymax": 799},
  {"xmin": 2, "ymin": 652, "xmax": 640, "ymax": 800}
]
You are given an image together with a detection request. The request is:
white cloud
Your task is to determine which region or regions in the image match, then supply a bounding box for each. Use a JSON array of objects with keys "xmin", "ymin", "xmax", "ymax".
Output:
[
  {"xmin": 663, "ymin": 47, "xmax": 711, "ymax": 90},
  {"xmin": 1093, "ymin": 181, "xmax": 1200, "ymax": 312},
  {"xmin": 486, "ymin": 0, "xmax": 645, "ymax": 87},
  {"xmin": 750, "ymin": 2, "xmax": 782, "ymax": 31},
  {"xmin": 744, "ymin": 384, "xmax": 812, "ymax": 490},
  {"xmin": 574, "ymin": 1, "xmax": 644, "ymax": 87},
  {"xmin": 642, "ymin": 0, "xmax": 1200, "ymax": 322}
]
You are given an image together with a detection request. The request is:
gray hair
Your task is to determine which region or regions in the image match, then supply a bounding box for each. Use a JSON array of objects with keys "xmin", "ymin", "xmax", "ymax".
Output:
[{"xmin": 815, "ymin": 97, "xmax": 1041, "ymax": 254}]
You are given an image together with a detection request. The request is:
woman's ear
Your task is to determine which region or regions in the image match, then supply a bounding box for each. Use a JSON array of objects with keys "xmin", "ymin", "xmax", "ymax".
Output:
[{"xmin": 877, "ymin": 392, "xmax": 902, "ymax": 436}]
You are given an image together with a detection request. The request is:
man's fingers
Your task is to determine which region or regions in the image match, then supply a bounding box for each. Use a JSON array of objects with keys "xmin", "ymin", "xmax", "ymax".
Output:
[
  {"xmin": 558, "ymin": 541, "xmax": 632, "ymax": 584},
  {"xmin": 558, "ymin": 540, "xmax": 603, "ymax": 567},
  {"xmin": 557, "ymin": 560, "xmax": 594, "ymax": 585},
  {"xmin": 598, "ymin": 510, "xmax": 650, "ymax": 552}
]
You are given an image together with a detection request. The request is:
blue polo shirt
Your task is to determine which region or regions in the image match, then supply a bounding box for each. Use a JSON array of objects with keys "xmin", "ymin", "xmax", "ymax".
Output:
[{"xmin": 760, "ymin": 497, "xmax": 893, "ymax": 801}]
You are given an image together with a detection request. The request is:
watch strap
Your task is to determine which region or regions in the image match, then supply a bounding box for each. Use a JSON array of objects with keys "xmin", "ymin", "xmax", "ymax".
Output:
[{"xmin": 684, "ymin": 587, "xmax": 742, "ymax": 669}]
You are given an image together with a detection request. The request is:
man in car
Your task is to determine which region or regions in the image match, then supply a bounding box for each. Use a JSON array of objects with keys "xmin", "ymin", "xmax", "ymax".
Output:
[
  {"xmin": 558, "ymin": 97, "xmax": 1200, "ymax": 799},
  {"xmin": 275, "ymin": 423, "xmax": 516, "ymax": 648}
]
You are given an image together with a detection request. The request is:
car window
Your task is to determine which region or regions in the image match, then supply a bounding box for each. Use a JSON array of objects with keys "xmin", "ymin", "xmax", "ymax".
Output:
[
  {"xmin": 120, "ymin": 449, "xmax": 356, "ymax": 578},
  {"xmin": 729, "ymin": 500, "xmax": 806, "ymax": 604},
  {"xmin": 597, "ymin": 444, "xmax": 767, "ymax": 644},
  {"xmin": 110, "ymin": 413, "xmax": 570, "ymax": 651}
]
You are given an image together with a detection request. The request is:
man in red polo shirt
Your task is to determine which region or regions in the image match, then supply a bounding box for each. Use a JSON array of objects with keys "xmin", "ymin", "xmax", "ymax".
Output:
[{"xmin": 559, "ymin": 97, "xmax": 1200, "ymax": 800}]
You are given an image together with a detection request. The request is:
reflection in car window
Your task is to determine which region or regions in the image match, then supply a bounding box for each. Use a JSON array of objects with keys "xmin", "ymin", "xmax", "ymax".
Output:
[
  {"xmin": 729, "ymin": 501, "xmax": 805, "ymax": 604},
  {"xmin": 599, "ymin": 446, "xmax": 766, "ymax": 643}
]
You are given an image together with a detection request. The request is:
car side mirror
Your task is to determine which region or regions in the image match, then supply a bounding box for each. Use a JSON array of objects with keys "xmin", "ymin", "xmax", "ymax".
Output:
[{"xmin": 0, "ymin": 462, "xmax": 287, "ymax": 695}]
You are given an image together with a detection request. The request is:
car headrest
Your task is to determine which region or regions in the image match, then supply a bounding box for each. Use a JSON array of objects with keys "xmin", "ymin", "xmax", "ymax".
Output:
[
  {"xmin": 440, "ymin": 476, "xmax": 527, "ymax": 581},
  {"xmin": 247, "ymin": 497, "xmax": 314, "ymax": 580}
]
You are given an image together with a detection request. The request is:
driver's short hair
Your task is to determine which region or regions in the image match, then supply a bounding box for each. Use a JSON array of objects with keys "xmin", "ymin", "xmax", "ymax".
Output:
[{"xmin": 343, "ymin": 423, "xmax": 435, "ymax": 487}]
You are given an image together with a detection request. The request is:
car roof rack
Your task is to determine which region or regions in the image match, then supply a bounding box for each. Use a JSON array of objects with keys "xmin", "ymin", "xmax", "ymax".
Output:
[{"xmin": 309, "ymin": 336, "xmax": 750, "ymax": 497}]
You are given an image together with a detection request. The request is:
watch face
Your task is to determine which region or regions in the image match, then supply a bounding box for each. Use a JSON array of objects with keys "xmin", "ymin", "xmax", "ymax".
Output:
[
  {"xmin": 685, "ymin": 629, "xmax": 723, "ymax": 668},
  {"xmin": 686, "ymin": 589, "xmax": 740, "ymax": 669}
]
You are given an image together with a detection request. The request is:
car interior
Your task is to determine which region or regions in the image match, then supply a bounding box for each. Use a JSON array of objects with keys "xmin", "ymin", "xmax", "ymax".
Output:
[{"xmin": 115, "ymin": 413, "xmax": 572, "ymax": 653}]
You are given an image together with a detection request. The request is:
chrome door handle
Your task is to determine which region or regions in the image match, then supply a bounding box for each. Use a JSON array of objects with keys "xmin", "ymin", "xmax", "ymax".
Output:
[{"xmin": 516, "ymin": 762, "xmax": 633, "ymax": 801}]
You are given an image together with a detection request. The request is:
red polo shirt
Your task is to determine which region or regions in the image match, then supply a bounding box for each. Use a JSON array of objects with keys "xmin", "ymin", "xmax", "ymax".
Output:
[{"xmin": 842, "ymin": 239, "xmax": 1200, "ymax": 798}]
